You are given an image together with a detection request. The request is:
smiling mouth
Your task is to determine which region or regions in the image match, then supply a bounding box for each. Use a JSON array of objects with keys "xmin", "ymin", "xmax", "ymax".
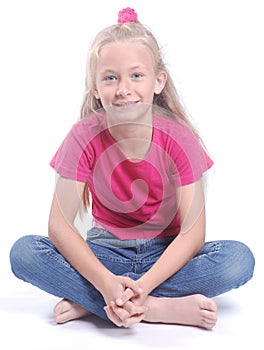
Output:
[{"xmin": 113, "ymin": 101, "xmax": 139, "ymax": 108}]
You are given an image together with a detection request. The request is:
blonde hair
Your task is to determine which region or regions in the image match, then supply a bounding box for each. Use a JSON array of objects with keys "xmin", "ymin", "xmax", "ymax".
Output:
[
  {"xmin": 80, "ymin": 22, "xmax": 197, "ymax": 130},
  {"xmin": 80, "ymin": 21, "xmax": 201, "ymax": 208}
]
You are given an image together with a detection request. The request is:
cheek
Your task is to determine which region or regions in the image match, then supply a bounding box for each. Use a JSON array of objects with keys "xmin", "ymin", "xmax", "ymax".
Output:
[
  {"xmin": 101, "ymin": 88, "xmax": 114, "ymax": 101},
  {"xmin": 96, "ymin": 87, "xmax": 115, "ymax": 108},
  {"xmin": 96, "ymin": 85, "xmax": 110, "ymax": 99},
  {"xmin": 143, "ymin": 83, "xmax": 157, "ymax": 100}
]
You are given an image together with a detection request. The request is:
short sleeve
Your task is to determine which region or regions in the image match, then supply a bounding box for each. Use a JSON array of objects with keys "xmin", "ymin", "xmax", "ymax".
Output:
[
  {"xmin": 165, "ymin": 123, "xmax": 213, "ymax": 186},
  {"xmin": 50, "ymin": 124, "xmax": 92, "ymax": 182},
  {"xmin": 176, "ymin": 139, "xmax": 213, "ymax": 186}
]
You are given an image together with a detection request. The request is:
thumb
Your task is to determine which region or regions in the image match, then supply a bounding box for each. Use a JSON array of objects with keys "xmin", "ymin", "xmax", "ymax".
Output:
[
  {"xmin": 116, "ymin": 287, "xmax": 134, "ymax": 306},
  {"xmin": 124, "ymin": 278, "xmax": 143, "ymax": 295},
  {"xmin": 116, "ymin": 283, "xmax": 143, "ymax": 306}
]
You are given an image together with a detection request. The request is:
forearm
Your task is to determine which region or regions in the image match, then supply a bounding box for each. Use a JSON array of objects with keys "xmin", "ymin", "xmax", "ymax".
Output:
[
  {"xmin": 138, "ymin": 209, "xmax": 205, "ymax": 295},
  {"xmin": 140, "ymin": 232, "xmax": 204, "ymax": 294},
  {"xmin": 48, "ymin": 178, "xmax": 142, "ymax": 316},
  {"xmin": 48, "ymin": 218, "xmax": 113, "ymax": 292}
]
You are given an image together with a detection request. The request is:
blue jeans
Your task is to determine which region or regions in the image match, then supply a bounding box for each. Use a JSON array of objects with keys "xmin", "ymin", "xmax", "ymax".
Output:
[{"xmin": 9, "ymin": 228, "xmax": 255, "ymax": 322}]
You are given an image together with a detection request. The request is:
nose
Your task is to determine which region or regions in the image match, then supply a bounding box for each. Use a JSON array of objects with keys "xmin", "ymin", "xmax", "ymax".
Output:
[{"xmin": 116, "ymin": 79, "xmax": 131, "ymax": 97}]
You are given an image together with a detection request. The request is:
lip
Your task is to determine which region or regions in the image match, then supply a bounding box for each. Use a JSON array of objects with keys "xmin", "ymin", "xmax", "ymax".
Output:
[{"xmin": 112, "ymin": 101, "xmax": 139, "ymax": 108}]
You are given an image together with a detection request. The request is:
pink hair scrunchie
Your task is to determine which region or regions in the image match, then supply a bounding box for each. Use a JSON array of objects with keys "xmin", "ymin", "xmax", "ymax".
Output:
[{"xmin": 118, "ymin": 7, "xmax": 138, "ymax": 24}]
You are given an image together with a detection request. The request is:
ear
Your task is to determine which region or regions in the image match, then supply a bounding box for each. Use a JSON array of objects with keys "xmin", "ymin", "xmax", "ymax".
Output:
[
  {"xmin": 154, "ymin": 71, "xmax": 167, "ymax": 94},
  {"xmin": 93, "ymin": 87, "xmax": 100, "ymax": 99}
]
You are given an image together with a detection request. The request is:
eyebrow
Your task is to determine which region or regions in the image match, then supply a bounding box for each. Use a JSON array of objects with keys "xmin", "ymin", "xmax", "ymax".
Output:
[
  {"xmin": 129, "ymin": 65, "xmax": 145, "ymax": 70},
  {"xmin": 100, "ymin": 65, "xmax": 146, "ymax": 75},
  {"xmin": 99, "ymin": 69, "xmax": 117, "ymax": 76}
]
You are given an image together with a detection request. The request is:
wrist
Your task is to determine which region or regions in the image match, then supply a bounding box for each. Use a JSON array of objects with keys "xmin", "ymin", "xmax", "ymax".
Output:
[
  {"xmin": 90, "ymin": 268, "xmax": 115, "ymax": 293},
  {"xmin": 137, "ymin": 274, "xmax": 156, "ymax": 296}
]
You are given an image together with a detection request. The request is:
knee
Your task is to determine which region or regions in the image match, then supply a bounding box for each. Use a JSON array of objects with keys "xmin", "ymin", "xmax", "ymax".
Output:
[
  {"xmin": 9, "ymin": 235, "xmax": 37, "ymax": 279},
  {"xmin": 224, "ymin": 240, "xmax": 255, "ymax": 286}
]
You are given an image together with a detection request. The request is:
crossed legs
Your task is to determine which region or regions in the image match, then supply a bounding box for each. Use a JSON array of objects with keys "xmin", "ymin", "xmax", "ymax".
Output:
[
  {"xmin": 10, "ymin": 235, "xmax": 254, "ymax": 330},
  {"xmin": 54, "ymin": 294, "xmax": 217, "ymax": 329}
]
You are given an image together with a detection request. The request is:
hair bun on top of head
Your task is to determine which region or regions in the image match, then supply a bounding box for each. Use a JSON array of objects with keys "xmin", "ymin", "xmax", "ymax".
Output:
[{"xmin": 118, "ymin": 7, "xmax": 138, "ymax": 24}]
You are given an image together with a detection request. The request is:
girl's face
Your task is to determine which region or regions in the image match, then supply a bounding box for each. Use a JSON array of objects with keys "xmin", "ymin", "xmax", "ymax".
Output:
[{"xmin": 93, "ymin": 42, "xmax": 166, "ymax": 111}]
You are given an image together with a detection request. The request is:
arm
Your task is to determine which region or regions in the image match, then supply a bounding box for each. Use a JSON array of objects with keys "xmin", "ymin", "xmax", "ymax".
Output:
[
  {"xmin": 48, "ymin": 176, "xmax": 112, "ymax": 290},
  {"xmin": 138, "ymin": 179, "xmax": 206, "ymax": 295},
  {"xmin": 115, "ymin": 179, "xmax": 206, "ymax": 309},
  {"xmin": 48, "ymin": 176, "xmax": 143, "ymax": 313}
]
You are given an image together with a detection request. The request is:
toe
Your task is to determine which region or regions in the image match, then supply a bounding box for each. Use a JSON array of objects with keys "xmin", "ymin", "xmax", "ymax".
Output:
[
  {"xmin": 53, "ymin": 299, "xmax": 70, "ymax": 316},
  {"xmin": 199, "ymin": 296, "xmax": 217, "ymax": 312}
]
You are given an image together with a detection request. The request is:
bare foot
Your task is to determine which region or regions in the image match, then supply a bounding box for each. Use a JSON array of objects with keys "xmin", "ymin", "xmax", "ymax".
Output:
[
  {"xmin": 143, "ymin": 294, "xmax": 217, "ymax": 330},
  {"xmin": 53, "ymin": 299, "xmax": 92, "ymax": 324}
]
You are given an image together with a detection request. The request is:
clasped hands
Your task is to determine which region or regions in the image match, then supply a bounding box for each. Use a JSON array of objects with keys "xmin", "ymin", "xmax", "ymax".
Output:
[{"xmin": 102, "ymin": 275, "xmax": 148, "ymax": 327}]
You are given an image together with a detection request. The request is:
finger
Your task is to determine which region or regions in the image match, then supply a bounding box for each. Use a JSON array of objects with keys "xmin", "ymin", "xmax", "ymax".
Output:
[
  {"xmin": 104, "ymin": 305, "xmax": 123, "ymax": 327},
  {"xmin": 116, "ymin": 288, "xmax": 134, "ymax": 306},
  {"xmin": 123, "ymin": 300, "xmax": 148, "ymax": 315},
  {"xmin": 110, "ymin": 301, "xmax": 130, "ymax": 322},
  {"xmin": 111, "ymin": 300, "xmax": 148, "ymax": 325},
  {"xmin": 122, "ymin": 312, "xmax": 146, "ymax": 328},
  {"xmin": 124, "ymin": 279, "xmax": 143, "ymax": 295},
  {"xmin": 109, "ymin": 302, "xmax": 145, "ymax": 328}
]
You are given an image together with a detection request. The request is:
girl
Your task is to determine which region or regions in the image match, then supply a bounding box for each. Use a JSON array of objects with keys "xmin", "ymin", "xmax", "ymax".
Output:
[{"xmin": 10, "ymin": 8, "xmax": 254, "ymax": 330}]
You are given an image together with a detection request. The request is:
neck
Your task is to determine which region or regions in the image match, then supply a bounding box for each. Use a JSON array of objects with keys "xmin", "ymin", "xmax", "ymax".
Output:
[
  {"xmin": 106, "ymin": 104, "xmax": 153, "ymax": 141},
  {"xmin": 107, "ymin": 110, "xmax": 153, "ymax": 162},
  {"xmin": 109, "ymin": 122, "xmax": 152, "ymax": 142}
]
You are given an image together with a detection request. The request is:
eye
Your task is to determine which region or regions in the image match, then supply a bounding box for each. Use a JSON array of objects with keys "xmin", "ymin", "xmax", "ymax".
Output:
[
  {"xmin": 103, "ymin": 75, "xmax": 117, "ymax": 82},
  {"xmin": 132, "ymin": 73, "xmax": 143, "ymax": 79}
]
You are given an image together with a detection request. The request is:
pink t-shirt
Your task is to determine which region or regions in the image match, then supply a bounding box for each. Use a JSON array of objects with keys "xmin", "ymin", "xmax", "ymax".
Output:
[{"xmin": 50, "ymin": 113, "xmax": 213, "ymax": 239}]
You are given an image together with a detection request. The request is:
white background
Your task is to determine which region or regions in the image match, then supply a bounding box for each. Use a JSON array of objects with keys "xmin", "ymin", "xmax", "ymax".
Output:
[{"xmin": 0, "ymin": 0, "xmax": 263, "ymax": 348}]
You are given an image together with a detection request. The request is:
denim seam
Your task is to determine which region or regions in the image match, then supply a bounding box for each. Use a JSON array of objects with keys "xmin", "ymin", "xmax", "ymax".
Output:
[
  {"xmin": 35, "ymin": 238, "xmax": 72, "ymax": 268},
  {"xmin": 95, "ymin": 253, "xmax": 157, "ymax": 265},
  {"xmin": 193, "ymin": 242, "xmax": 221, "ymax": 260},
  {"xmin": 95, "ymin": 253, "xmax": 132, "ymax": 263}
]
